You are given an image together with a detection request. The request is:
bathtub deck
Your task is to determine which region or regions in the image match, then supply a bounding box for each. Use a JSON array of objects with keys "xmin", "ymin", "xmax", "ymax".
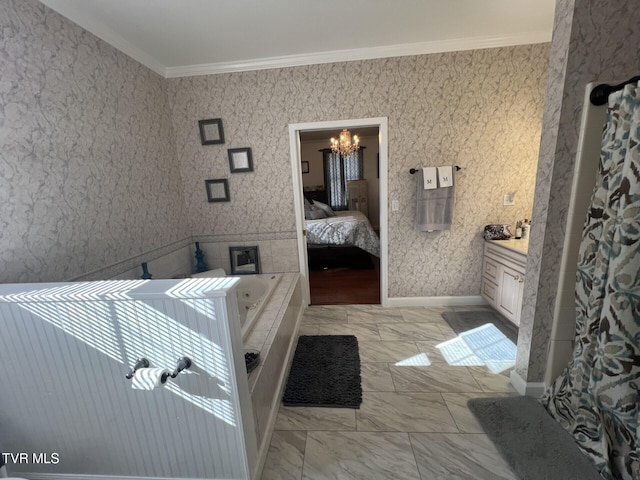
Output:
[
  {"xmin": 245, "ymin": 273, "xmax": 299, "ymax": 386},
  {"xmin": 242, "ymin": 273, "xmax": 303, "ymax": 477}
]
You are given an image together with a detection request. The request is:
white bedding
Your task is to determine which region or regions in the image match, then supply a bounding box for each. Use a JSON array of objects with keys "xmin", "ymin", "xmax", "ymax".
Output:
[{"xmin": 305, "ymin": 210, "xmax": 380, "ymax": 257}]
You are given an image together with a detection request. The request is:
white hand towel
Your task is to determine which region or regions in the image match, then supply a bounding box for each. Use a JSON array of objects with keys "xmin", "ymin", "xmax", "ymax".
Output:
[
  {"xmin": 437, "ymin": 166, "xmax": 453, "ymax": 188},
  {"xmin": 422, "ymin": 167, "xmax": 437, "ymax": 190}
]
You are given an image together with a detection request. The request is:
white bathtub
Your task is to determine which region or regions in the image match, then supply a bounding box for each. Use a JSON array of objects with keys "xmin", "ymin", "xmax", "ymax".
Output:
[
  {"xmin": 235, "ymin": 274, "xmax": 281, "ymax": 339},
  {"xmin": 191, "ymin": 271, "xmax": 282, "ymax": 340}
]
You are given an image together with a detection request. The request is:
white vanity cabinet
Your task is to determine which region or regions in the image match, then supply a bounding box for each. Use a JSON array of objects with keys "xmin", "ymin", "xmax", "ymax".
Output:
[{"xmin": 481, "ymin": 240, "xmax": 528, "ymax": 327}]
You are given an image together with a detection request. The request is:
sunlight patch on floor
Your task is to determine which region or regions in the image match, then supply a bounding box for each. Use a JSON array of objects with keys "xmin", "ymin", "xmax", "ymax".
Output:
[
  {"xmin": 437, "ymin": 323, "xmax": 516, "ymax": 373},
  {"xmin": 395, "ymin": 353, "xmax": 431, "ymax": 366},
  {"xmin": 437, "ymin": 337, "xmax": 486, "ymax": 366}
]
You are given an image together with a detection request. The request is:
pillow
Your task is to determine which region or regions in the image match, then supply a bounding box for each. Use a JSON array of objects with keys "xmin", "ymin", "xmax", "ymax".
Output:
[
  {"xmin": 304, "ymin": 197, "xmax": 313, "ymax": 209},
  {"xmin": 313, "ymin": 200, "xmax": 336, "ymax": 217},
  {"xmin": 305, "ymin": 208, "xmax": 328, "ymax": 220},
  {"xmin": 304, "ymin": 196, "xmax": 327, "ymax": 220},
  {"xmin": 304, "ymin": 197, "xmax": 313, "ymax": 218}
]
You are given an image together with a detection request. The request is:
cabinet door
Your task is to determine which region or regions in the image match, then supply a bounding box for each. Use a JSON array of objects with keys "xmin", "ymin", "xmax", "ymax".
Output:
[{"xmin": 497, "ymin": 265, "xmax": 524, "ymax": 326}]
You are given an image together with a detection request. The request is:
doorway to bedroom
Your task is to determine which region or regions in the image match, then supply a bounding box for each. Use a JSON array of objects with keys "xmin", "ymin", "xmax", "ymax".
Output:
[{"xmin": 288, "ymin": 118, "xmax": 389, "ymax": 307}]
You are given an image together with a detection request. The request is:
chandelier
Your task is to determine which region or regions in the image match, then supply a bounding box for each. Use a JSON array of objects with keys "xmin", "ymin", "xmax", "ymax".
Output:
[{"xmin": 330, "ymin": 129, "xmax": 360, "ymax": 155}]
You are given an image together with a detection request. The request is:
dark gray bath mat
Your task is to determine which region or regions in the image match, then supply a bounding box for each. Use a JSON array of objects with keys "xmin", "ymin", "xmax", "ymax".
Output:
[
  {"xmin": 468, "ymin": 396, "xmax": 602, "ymax": 480},
  {"xmin": 282, "ymin": 335, "xmax": 362, "ymax": 408},
  {"xmin": 441, "ymin": 309, "xmax": 518, "ymax": 344}
]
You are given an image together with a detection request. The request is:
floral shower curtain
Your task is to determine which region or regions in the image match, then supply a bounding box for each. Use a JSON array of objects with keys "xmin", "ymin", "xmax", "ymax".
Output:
[{"xmin": 541, "ymin": 83, "xmax": 640, "ymax": 479}]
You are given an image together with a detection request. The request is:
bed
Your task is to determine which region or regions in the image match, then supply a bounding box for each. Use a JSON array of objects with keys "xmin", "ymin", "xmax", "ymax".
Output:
[{"xmin": 304, "ymin": 210, "xmax": 380, "ymax": 257}]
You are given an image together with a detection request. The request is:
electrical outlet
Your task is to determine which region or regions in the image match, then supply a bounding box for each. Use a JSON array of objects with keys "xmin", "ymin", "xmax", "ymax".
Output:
[
  {"xmin": 503, "ymin": 193, "xmax": 515, "ymax": 206},
  {"xmin": 392, "ymin": 200, "xmax": 399, "ymax": 211}
]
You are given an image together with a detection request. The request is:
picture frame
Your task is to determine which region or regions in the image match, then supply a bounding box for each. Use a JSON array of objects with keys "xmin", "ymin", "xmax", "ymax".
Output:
[
  {"xmin": 228, "ymin": 147, "xmax": 253, "ymax": 173},
  {"xmin": 198, "ymin": 118, "xmax": 225, "ymax": 145},
  {"xmin": 229, "ymin": 246, "xmax": 260, "ymax": 275},
  {"xmin": 301, "ymin": 161, "xmax": 309, "ymax": 174},
  {"xmin": 205, "ymin": 179, "xmax": 230, "ymax": 202}
]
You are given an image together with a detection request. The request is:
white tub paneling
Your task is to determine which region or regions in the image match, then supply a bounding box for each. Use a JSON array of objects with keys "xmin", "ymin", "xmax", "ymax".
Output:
[{"xmin": 0, "ymin": 278, "xmax": 255, "ymax": 479}]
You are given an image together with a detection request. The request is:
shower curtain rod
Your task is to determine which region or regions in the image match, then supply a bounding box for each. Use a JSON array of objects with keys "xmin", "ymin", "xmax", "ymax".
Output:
[{"xmin": 590, "ymin": 75, "xmax": 640, "ymax": 106}]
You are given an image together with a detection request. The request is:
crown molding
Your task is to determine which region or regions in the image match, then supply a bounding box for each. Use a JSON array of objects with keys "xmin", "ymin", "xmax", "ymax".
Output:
[
  {"xmin": 164, "ymin": 31, "xmax": 551, "ymax": 78},
  {"xmin": 37, "ymin": 3, "xmax": 551, "ymax": 80}
]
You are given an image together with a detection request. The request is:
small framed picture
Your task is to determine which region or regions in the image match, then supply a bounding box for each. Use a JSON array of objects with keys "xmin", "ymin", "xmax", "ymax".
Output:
[
  {"xmin": 198, "ymin": 118, "xmax": 225, "ymax": 145},
  {"xmin": 228, "ymin": 147, "xmax": 253, "ymax": 173},
  {"xmin": 205, "ymin": 179, "xmax": 230, "ymax": 202},
  {"xmin": 301, "ymin": 161, "xmax": 309, "ymax": 174},
  {"xmin": 229, "ymin": 246, "xmax": 260, "ymax": 275}
]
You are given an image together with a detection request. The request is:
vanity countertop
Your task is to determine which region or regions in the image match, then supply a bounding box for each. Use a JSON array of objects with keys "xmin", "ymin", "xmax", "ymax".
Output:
[{"xmin": 488, "ymin": 238, "xmax": 529, "ymax": 255}]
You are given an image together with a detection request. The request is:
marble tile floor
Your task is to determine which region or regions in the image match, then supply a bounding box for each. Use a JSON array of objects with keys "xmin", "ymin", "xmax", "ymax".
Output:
[{"xmin": 261, "ymin": 305, "xmax": 519, "ymax": 480}]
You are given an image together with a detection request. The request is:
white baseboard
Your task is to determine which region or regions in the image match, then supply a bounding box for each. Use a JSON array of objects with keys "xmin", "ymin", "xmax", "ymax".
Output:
[
  {"xmin": 510, "ymin": 370, "xmax": 546, "ymax": 397},
  {"xmin": 385, "ymin": 295, "xmax": 486, "ymax": 308}
]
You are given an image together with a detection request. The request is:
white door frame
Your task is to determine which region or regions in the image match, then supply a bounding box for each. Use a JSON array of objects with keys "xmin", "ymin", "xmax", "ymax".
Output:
[{"xmin": 288, "ymin": 117, "xmax": 389, "ymax": 307}]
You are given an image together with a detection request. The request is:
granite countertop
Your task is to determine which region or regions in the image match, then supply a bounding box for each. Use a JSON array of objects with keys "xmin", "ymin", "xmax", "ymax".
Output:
[{"xmin": 488, "ymin": 238, "xmax": 529, "ymax": 255}]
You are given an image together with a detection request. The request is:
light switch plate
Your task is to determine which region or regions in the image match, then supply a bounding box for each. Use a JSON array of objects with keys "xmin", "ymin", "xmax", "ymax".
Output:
[
  {"xmin": 392, "ymin": 200, "xmax": 399, "ymax": 211},
  {"xmin": 503, "ymin": 194, "xmax": 515, "ymax": 206}
]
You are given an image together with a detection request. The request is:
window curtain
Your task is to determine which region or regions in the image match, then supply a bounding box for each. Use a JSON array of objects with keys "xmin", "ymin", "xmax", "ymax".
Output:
[
  {"xmin": 541, "ymin": 82, "xmax": 640, "ymax": 480},
  {"xmin": 323, "ymin": 149, "xmax": 363, "ymax": 210}
]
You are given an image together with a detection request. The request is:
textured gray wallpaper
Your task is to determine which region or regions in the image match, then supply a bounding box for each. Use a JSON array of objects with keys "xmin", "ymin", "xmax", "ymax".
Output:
[
  {"xmin": 0, "ymin": 0, "xmax": 188, "ymax": 283},
  {"xmin": 0, "ymin": 0, "xmax": 549, "ymax": 297},
  {"xmin": 168, "ymin": 45, "xmax": 550, "ymax": 297}
]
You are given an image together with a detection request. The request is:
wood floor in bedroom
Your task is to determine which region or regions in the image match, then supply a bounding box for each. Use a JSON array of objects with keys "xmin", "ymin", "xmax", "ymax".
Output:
[{"xmin": 309, "ymin": 256, "xmax": 380, "ymax": 305}]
